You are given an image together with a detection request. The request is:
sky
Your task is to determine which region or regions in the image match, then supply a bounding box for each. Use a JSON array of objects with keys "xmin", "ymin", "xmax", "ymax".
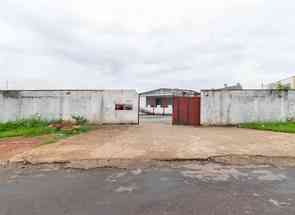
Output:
[{"xmin": 0, "ymin": 0, "xmax": 295, "ymax": 92}]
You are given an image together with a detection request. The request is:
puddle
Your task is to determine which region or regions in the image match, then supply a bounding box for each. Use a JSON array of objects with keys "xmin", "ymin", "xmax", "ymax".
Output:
[
  {"xmin": 180, "ymin": 164, "xmax": 248, "ymax": 181},
  {"xmin": 252, "ymin": 170, "xmax": 287, "ymax": 181},
  {"xmin": 269, "ymin": 199, "xmax": 291, "ymax": 207},
  {"xmin": 131, "ymin": 169, "xmax": 142, "ymax": 175},
  {"xmin": 106, "ymin": 172, "xmax": 127, "ymax": 183},
  {"xmin": 115, "ymin": 184, "xmax": 137, "ymax": 193}
]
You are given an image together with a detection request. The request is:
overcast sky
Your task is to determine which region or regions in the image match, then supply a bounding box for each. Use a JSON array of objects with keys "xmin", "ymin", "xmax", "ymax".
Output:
[{"xmin": 0, "ymin": 0, "xmax": 295, "ymax": 91}]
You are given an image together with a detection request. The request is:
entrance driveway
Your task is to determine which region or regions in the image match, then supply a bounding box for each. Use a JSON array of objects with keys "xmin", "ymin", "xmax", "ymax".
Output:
[{"xmin": 10, "ymin": 122, "xmax": 295, "ymax": 164}]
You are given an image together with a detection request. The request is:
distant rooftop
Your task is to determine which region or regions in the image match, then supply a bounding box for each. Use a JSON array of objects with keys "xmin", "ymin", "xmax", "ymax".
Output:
[
  {"xmin": 139, "ymin": 88, "xmax": 199, "ymax": 96},
  {"xmin": 217, "ymin": 83, "xmax": 243, "ymax": 90}
]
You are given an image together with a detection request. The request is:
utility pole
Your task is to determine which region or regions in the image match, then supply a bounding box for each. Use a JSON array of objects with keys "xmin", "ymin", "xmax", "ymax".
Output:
[{"xmin": 6, "ymin": 80, "xmax": 8, "ymax": 90}]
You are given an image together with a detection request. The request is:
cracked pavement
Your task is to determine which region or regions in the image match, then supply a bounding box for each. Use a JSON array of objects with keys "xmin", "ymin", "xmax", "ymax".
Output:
[{"xmin": 1, "ymin": 163, "xmax": 295, "ymax": 215}]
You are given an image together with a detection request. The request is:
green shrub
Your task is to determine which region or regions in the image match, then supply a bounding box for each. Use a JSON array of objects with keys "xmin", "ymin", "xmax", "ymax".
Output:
[
  {"xmin": 0, "ymin": 116, "xmax": 92, "ymax": 139},
  {"xmin": 0, "ymin": 117, "xmax": 54, "ymax": 138}
]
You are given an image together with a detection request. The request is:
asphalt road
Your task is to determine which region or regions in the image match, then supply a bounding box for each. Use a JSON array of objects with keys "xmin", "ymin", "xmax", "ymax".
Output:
[{"xmin": 1, "ymin": 163, "xmax": 295, "ymax": 215}]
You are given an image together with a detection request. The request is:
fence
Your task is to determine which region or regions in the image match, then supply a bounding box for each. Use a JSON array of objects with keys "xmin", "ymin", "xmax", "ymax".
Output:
[
  {"xmin": 201, "ymin": 90, "xmax": 295, "ymax": 125},
  {"xmin": 0, "ymin": 90, "xmax": 139, "ymax": 124}
]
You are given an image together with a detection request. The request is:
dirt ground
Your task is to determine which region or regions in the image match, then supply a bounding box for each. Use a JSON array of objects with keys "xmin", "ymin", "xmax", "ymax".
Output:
[
  {"xmin": 7, "ymin": 121, "xmax": 295, "ymax": 165},
  {"xmin": 0, "ymin": 138, "xmax": 40, "ymax": 162}
]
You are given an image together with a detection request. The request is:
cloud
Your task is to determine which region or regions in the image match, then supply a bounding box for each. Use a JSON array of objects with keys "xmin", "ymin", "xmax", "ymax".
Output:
[{"xmin": 0, "ymin": 0, "xmax": 295, "ymax": 91}]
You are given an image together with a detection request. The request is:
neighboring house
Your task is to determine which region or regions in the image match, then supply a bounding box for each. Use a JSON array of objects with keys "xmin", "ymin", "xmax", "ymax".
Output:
[
  {"xmin": 139, "ymin": 88, "xmax": 199, "ymax": 115},
  {"xmin": 264, "ymin": 76, "xmax": 295, "ymax": 89},
  {"xmin": 218, "ymin": 83, "xmax": 243, "ymax": 90}
]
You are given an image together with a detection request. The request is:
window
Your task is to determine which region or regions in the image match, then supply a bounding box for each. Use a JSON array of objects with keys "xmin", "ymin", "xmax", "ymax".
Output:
[
  {"xmin": 115, "ymin": 104, "xmax": 133, "ymax": 111},
  {"xmin": 146, "ymin": 96, "xmax": 172, "ymax": 107},
  {"xmin": 146, "ymin": 97, "xmax": 156, "ymax": 107},
  {"xmin": 155, "ymin": 98, "xmax": 161, "ymax": 106}
]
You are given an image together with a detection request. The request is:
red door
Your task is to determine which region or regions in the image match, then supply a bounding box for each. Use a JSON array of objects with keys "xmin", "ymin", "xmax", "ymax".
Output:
[{"xmin": 172, "ymin": 96, "xmax": 201, "ymax": 126}]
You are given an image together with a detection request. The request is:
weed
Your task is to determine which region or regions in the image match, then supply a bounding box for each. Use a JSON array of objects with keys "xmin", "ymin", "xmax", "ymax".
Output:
[
  {"xmin": 240, "ymin": 122, "xmax": 295, "ymax": 133},
  {"xmin": 71, "ymin": 115, "xmax": 88, "ymax": 125},
  {"xmin": 0, "ymin": 117, "xmax": 92, "ymax": 139}
]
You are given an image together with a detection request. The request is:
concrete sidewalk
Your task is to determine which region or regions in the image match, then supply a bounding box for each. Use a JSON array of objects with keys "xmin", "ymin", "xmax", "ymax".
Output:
[{"xmin": 9, "ymin": 122, "xmax": 295, "ymax": 165}]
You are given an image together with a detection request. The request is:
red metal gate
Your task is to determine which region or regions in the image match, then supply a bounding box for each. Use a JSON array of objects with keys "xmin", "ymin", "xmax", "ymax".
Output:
[{"xmin": 172, "ymin": 96, "xmax": 201, "ymax": 126}]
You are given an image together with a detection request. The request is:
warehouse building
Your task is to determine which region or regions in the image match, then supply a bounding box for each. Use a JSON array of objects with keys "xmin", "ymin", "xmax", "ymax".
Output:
[{"xmin": 139, "ymin": 88, "xmax": 199, "ymax": 115}]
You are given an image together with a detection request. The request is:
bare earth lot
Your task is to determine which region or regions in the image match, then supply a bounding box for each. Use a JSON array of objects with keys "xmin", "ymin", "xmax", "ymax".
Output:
[
  {"xmin": 7, "ymin": 122, "xmax": 295, "ymax": 165},
  {"xmin": 0, "ymin": 138, "xmax": 40, "ymax": 161}
]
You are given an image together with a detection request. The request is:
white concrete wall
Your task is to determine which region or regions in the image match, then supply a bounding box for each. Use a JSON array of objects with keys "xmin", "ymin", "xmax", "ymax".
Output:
[
  {"xmin": 201, "ymin": 90, "xmax": 295, "ymax": 125},
  {"xmin": 0, "ymin": 90, "xmax": 138, "ymax": 124}
]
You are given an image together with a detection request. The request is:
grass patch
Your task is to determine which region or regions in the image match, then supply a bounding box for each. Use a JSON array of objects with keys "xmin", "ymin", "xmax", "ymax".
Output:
[
  {"xmin": 0, "ymin": 118, "xmax": 54, "ymax": 138},
  {"xmin": 240, "ymin": 122, "xmax": 295, "ymax": 133},
  {"xmin": 0, "ymin": 117, "xmax": 92, "ymax": 140}
]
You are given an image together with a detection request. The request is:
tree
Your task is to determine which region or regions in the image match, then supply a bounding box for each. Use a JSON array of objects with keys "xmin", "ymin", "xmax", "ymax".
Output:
[{"xmin": 276, "ymin": 82, "xmax": 290, "ymax": 90}]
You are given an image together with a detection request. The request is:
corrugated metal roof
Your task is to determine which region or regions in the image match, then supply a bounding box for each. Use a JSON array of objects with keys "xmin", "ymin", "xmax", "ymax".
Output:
[{"xmin": 139, "ymin": 88, "xmax": 199, "ymax": 96}]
